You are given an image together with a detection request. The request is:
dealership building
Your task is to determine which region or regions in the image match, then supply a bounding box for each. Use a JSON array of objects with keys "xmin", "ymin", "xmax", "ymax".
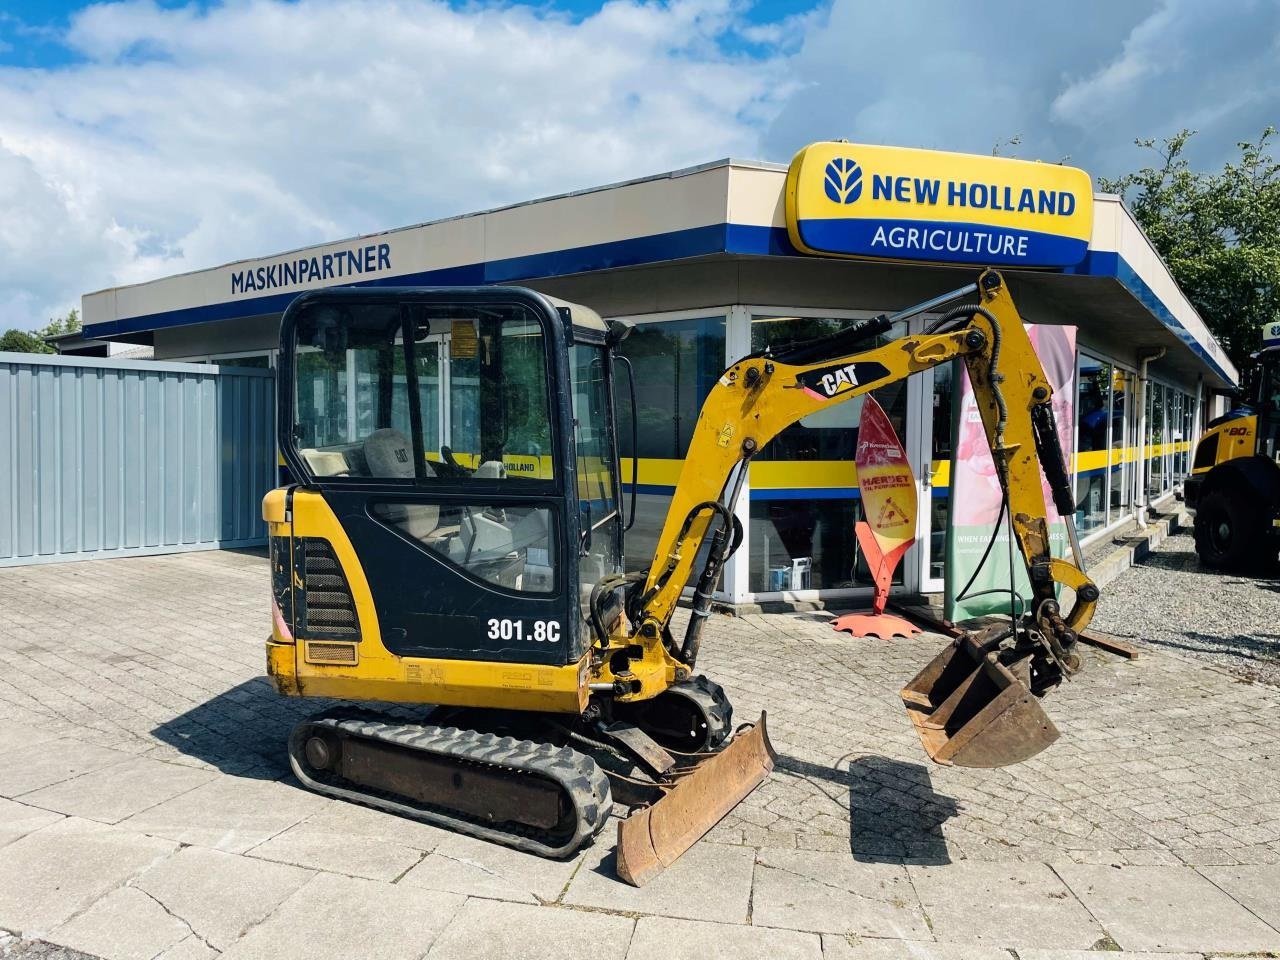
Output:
[{"xmin": 82, "ymin": 145, "xmax": 1236, "ymax": 609}]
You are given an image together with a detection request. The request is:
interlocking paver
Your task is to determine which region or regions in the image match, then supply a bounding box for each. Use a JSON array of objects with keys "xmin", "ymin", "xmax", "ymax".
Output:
[
  {"xmin": 0, "ymin": 818, "xmax": 177, "ymax": 933},
  {"xmin": 20, "ymin": 756, "xmax": 214, "ymax": 824},
  {"xmin": 1053, "ymin": 863, "xmax": 1280, "ymax": 952},
  {"xmin": 907, "ymin": 862, "xmax": 1103, "ymax": 948},
  {"xmin": 0, "ymin": 547, "xmax": 1278, "ymax": 957},
  {"xmin": 751, "ymin": 848, "xmax": 929, "ymax": 938},
  {"xmin": 48, "ymin": 886, "xmax": 191, "ymax": 960},
  {"xmin": 0, "ymin": 798, "xmax": 64, "ymax": 848},
  {"xmin": 133, "ymin": 845, "xmax": 314, "ymax": 950},
  {"xmin": 218, "ymin": 873, "xmax": 464, "ymax": 960},
  {"xmin": 425, "ymin": 900, "xmax": 632, "ymax": 960},
  {"xmin": 628, "ymin": 916, "xmax": 821, "ymax": 960},
  {"xmin": 400, "ymin": 831, "xmax": 584, "ymax": 903},
  {"xmin": 564, "ymin": 838, "xmax": 755, "ymax": 923}
]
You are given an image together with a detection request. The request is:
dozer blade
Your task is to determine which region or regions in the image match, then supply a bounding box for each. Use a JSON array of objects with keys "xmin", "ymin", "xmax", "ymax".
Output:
[
  {"xmin": 616, "ymin": 713, "xmax": 776, "ymax": 887},
  {"xmin": 901, "ymin": 637, "xmax": 1058, "ymax": 768}
]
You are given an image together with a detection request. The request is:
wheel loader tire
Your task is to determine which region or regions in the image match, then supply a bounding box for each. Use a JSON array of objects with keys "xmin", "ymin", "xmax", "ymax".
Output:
[{"xmin": 1194, "ymin": 489, "xmax": 1263, "ymax": 571}]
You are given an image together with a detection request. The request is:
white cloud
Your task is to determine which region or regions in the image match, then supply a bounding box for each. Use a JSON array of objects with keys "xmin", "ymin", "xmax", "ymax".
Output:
[
  {"xmin": 761, "ymin": 0, "xmax": 1279, "ymax": 179},
  {"xmin": 0, "ymin": 0, "xmax": 797, "ymax": 328},
  {"xmin": 3, "ymin": 0, "xmax": 1278, "ymax": 331}
]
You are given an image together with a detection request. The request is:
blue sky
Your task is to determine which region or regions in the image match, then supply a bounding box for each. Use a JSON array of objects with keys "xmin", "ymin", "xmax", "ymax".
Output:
[
  {"xmin": 0, "ymin": 0, "xmax": 1276, "ymax": 328},
  {"xmin": 0, "ymin": 0, "xmax": 821, "ymax": 66}
]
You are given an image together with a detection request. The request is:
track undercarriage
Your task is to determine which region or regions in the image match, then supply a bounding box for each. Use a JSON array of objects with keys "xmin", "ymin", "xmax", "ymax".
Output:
[{"xmin": 288, "ymin": 676, "xmax": 774, "ymax": 878}]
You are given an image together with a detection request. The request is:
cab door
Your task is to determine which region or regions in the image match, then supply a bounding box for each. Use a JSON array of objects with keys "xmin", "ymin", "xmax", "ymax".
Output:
[{"xmin": 278, "ymin": 288, "xmax": 585, "ymax": 666}]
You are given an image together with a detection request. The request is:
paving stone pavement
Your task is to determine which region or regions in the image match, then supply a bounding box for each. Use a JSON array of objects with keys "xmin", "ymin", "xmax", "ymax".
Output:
[{"xmin": 0, "ymin": 549, "xmax": 1278, "ymax": 960}]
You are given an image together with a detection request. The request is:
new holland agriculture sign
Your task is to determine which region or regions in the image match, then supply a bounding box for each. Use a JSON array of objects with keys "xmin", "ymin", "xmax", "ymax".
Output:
[{"xmin": 785, "ymin": 143, "xmax": 1094, "ymax": 268}]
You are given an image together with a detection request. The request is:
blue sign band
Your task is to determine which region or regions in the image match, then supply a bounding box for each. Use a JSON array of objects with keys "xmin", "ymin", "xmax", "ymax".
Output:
[{"xmin": 795, "ymin": 217, "xmax": 1088, "ymax": 268}]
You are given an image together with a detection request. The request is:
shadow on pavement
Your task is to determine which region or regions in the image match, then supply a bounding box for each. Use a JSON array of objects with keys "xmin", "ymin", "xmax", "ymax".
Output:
[
  {"xmin": 777, "ymin": 753, "xmax": 957, "ymax": 864},
  {"xmin": 150, "ymin": 676, "xmax": 330, "ymax": 780}
]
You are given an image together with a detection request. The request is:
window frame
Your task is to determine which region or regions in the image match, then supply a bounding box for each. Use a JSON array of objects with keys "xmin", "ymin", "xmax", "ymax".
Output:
[{"xmin": 277, "ymin": 289, "xmax": 567, "ymax": 497}]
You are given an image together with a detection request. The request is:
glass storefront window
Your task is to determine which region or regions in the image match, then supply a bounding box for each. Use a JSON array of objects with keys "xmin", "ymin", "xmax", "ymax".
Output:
[
  {"xmin": 614, "ymin": 316, "xmax": 726, "ymax": 573},
  {"xmin": 214, "ymin": 353, "xmax": 271, "ymax": 369},
  {"xmin": 928, "ymin": 361, "xmax": 953, "ymax": 582},
  {"xmin": 1147, "ymin": 382, "xmax": 1167, "ymax": 498},
  {"xmin": 1075, "ymin": 354, "xmax": 1112, "ymax": 535},
  {"xmin": 746, "ymin": 314, "xmax": 908, "ymax": 593},
  {"xmin": 1110, "ymin": 368, "xmax": 1133, "ymax": 518},
  {"xmin": 1181, "ymin": 392, "xmax": 1195, "ymax": 477}
]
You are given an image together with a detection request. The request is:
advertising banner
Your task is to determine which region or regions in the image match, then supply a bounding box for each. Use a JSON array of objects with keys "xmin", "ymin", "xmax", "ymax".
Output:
[
  {"xmin": 945, "ymin": 325, "xmax": 1077, "ymax": 620},
  {"xmin": 855, "ymin": 394, "xmax": 917, "ymax": 565},
  {"xmin": 785, "ymin": 142, "xmax": 1094, "ymax": 268},
  {"xmin": 831, "ymin": 395, "xmax": 921, "ymax": 637}
]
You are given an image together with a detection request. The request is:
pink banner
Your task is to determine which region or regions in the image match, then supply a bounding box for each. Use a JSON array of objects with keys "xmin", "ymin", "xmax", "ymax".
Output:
[{"xmin": 946, "ymin": 324, "xmax": 1076, "ymax": 620}]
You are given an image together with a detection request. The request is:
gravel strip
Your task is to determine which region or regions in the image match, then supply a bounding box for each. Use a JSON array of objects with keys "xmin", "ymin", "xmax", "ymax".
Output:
[
  {"xmin": 1092, "ymin": 530, "xmax": 1280, "ymax": 687},
  {"xmin": 0, "ymin": 934, "xmax": 101, "ymax": 960}
]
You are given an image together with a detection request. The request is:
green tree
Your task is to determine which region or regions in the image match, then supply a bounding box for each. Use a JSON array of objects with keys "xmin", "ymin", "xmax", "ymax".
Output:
[
  {"xmin": 0, "ymin": 329, "xmax": 54, "ymax": 354},
  {"xmin": 40, "ymin": 307, "xmax": 81, "ymax": 338},
  {"xmin": 0, "ymin": 309, "xmax": 82, "ymax": 355},
  {"xmin": 1099, "ymin": 128, "xmax": 1280, "ymax": 370}
]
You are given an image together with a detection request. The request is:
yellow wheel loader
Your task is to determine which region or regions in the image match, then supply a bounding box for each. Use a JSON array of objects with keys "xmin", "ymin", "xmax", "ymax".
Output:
[
  {"xmin": 1186, "ymin": 331, "xmax": 1280, "ymax": 570},
  {"xmin": 263, "ymin": 268, "xmax": 1099, "ymax": 885}
]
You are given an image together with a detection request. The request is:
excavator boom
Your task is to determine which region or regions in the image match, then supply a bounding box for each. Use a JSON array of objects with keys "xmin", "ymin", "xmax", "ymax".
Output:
[{"xmin": 611, "ymin": 269, "xmax": 1098, "ymax": 881}]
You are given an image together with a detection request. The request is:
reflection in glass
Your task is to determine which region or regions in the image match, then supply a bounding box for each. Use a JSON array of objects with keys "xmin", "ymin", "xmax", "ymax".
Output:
[
  {"xmin": 747, "ymin": 314, "xmax": 908, "ymax": 593},
  {"xmin": 1110, "ymin": 368, "xmax": 1132, "ymax": 516},
  {"xmin": 291, "ymin": 302, "xmax": 554, "ymax": 481},
  {"xmin": 613, "ymin": 317, "xmax": 726, "ymax": 573},
  {"xmin": 1075, "ymin": 355, "xmax": 1111, "ymax": 534}
]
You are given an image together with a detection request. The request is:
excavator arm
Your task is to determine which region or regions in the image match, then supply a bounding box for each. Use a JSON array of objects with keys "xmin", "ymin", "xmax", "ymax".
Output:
[
  {"xmin": 597, "ymin": 268, "xmax": 1097, "ymax": 743},
  {"xmin": 608, "ymin": 269, "xmax": 1100, "ymax": 884}
]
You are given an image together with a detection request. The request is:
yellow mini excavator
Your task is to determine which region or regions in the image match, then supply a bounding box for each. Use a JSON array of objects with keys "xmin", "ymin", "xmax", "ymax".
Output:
[{"xmin": 263, "ymin": 268, "xmax": 1099, "ymax": 885}]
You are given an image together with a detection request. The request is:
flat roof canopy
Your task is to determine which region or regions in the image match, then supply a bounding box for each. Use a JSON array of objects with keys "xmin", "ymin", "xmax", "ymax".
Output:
[{"xmin": 83, "ymin": 158, "xmax": 1236, "ymax": 389}]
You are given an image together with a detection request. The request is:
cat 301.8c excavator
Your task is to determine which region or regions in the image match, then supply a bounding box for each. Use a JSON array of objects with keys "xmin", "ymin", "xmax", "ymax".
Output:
[{"xmin": 263, "ymin": 268, "xmax": 1099, "ymax": 886}]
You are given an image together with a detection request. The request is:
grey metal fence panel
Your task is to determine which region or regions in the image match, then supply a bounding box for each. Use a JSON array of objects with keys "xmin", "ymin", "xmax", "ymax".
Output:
[{"xmin": 0, "ymin": 352, "xmax": 275, "ymax": 567}]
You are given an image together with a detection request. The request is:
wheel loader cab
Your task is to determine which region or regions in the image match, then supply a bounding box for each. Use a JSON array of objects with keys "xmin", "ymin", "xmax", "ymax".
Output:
[
  {"xmin": 268, "ymin": 287, "xmax": 623, "ymax": 710},
  {"xmin": 1252, "ymin": 349, "xmax": 1280, "ymax": 460},
  {"xmin": 1186, "ymin": 346, "xmax": 1280, "ymax": 569}
]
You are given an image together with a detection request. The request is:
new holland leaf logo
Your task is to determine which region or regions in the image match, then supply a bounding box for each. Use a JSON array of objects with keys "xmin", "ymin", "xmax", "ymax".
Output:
[{"xmin": 824, "ymin": 157, "xmax": 863, "ymax": 204}]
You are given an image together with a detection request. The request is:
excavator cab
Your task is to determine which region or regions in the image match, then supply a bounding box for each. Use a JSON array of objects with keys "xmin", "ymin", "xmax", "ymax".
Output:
[{"xmin": 276, "ymin": 287, "xmax": 623, "ymax": 680}]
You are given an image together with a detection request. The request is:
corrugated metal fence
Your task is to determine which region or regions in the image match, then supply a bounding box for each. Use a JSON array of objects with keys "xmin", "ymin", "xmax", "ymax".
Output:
[{"xmin": 0, "ymin": 352, "xmax": 275, "ymax": 567}]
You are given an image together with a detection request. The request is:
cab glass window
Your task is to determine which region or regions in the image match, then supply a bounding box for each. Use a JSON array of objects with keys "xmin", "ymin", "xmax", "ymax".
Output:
[{"xmin": 291, "ymin": 301, "xmax": 554, "ymax": 482}]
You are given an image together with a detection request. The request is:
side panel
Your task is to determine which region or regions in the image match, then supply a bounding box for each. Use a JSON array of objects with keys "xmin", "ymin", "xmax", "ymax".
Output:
[
  {"xmin": 267, "ymin": 488, "xmax": 588, "ymax": 713},
  {"xmin": 1191, "ymin": 414, "xmax": 1256, "ymax": 475}
]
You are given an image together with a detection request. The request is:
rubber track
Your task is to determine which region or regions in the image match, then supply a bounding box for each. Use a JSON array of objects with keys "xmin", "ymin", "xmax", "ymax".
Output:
[
  {"xmin": 288, "ymin": 708, "xmax": 612, "ymax": 858},
  {"xmin": 665, "ymin": 675, "xmax": 733, "ymax": 750}
]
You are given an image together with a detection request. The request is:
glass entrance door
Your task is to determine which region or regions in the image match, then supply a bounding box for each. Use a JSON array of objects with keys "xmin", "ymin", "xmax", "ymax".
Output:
[{"xmin": 916, "ymin": 357, "xmax": 954, "ymax": 595}]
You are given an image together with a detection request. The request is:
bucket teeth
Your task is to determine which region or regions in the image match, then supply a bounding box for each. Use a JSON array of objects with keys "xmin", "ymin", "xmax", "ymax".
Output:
[
  {"xmin": 616, "ymin": 713, "xmax": 776, "ymax": 887},
  {"xmin": 901, "ymin": 638, "xmax": 1059, "ymax": 768}
]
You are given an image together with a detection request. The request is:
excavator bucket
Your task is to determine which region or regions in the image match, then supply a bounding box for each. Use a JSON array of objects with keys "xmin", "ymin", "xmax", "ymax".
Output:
[
  {"xmin": 616, "ymin": 714, "xmax": 776, "ymax": 887},
  {"xmin": 901, "ymin": 636, "xmax": 1059, "ymax": 768}
]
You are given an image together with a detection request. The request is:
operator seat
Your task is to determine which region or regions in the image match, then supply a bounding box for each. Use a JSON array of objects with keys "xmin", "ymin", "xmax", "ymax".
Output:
[{"xmin": 363, "ymin": 429, "xmax": 441, "ymax": 540}]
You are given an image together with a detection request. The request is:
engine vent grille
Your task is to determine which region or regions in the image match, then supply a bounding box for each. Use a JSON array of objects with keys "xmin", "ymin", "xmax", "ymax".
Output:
[
  {"xmin": 301, "ymin": 538, "xmax": 359, "ymax": 638},
  {"xmin": 304, "ymin": 641, "xmax": 359, "ymax": 665}
]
